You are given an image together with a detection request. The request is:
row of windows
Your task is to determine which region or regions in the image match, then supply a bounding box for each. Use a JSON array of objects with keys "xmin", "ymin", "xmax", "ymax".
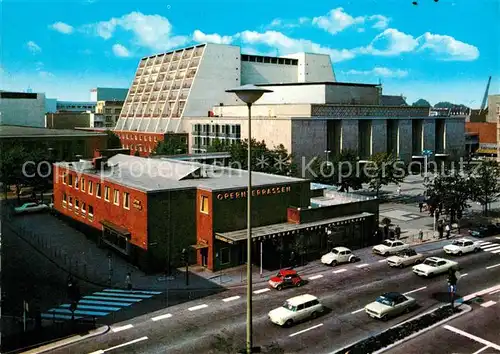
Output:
[
  {"xmin": 123, "ymin": 144, "xmax": 153, "ymax": 153},
  {"xmin": 117, "ymin": 133, "xmax": 159, "ymax": 142},
  {"xmin": 192, "ymin": 124, "xmax": 241, "ymax": 134},
  {"xmin": 241, "ymin": 54, "xmax": 298, "ymax": 66},
  {"xmin": 193, "ymin": 137, "xmax": 240, "ymax": 146},
  {"xmin": 62, "ymin": 173, "xmax": 131, "ymax": 209},
  {"xmin": 62, "ymin": 194, "xmax": 94, "ymax": 221}
]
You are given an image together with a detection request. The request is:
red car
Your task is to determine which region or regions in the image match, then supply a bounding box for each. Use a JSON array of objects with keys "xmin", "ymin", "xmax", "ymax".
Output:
[{"xmin": 268, "ymin": 269, "xmax": 304, "ymax": 291}]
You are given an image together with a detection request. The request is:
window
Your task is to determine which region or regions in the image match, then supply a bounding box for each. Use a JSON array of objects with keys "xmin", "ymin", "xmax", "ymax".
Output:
[
  {"xmin": 104, "ymin": 186, "xmax": 110, "ymax": 201},
  {"xmin": 200, "ymin": 195, "xmax": 209, "ymax": 214},
  {"xmin": 81, "ymin": 202, "xmax": 86, "ymax": 214},
  {"xmin": 96, "ymin": 183, "xmax": 102, "ymax": 198},
  {"xmin": 75, "ymin": 177, "xmax": 79, "ymax": 189},
  {"xmin": 220, "ymin": 247, "xmax": 230, "ymax": 265},
  {"xmin": 69, "ymin": 196, "xmax": 73, "ymax": 206},
  {"xmin": 88, "ymin": 181, "xmax": 93, "ymax": 195},
  {"xmin": 113, "ymin": 189, "xmax": 120, "ymax": 205},
  {"xmin": 62, "ymin": 173, "xmax": 67, "ymax": 185},
  {"xmin": 62, "ymin": 193, "xmax": 67, "ymax": 207},
  {"xmin": 75, "ymin": 199, "xmax": 79, "ymax": 208},
  {"xmin": 88, "ymin": 205, "xmax": 94, "ymax": 221},
  {"xmin": 68, "ymin": 174, "xmax": 73, "ymax": 186},
  {"xmin": 81, "ymin": 178, "xmax": 85, "ymax": 191},
  {"xmin": 123, "ymin": 192, "xmax": 130, "ymax": 209}
]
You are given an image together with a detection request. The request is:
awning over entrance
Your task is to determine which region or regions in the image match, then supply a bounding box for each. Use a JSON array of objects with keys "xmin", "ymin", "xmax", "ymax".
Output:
[
  {"xmin": 191, "ymin": 241, "xmax": 209, "ymax": 249},
  {"xmin": 100, "ymin": 220, "xmax": 131, "ymax": 238},
  {"xmin": 215, "ymin": 212, "xmax": 374, "ymax": 244}
]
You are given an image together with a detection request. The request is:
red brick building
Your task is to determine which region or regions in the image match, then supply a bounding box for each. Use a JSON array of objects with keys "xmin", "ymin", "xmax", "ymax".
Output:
[
  {"xmin": 114, "ymin": 131, "xmax": 188, "ymax": 156},
  {"xmin": 53, "ymin": 154, "xmax": 378, "ymax": 272}
]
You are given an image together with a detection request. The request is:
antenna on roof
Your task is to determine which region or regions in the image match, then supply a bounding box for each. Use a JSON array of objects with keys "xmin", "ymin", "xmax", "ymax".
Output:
[
  {"xmin": 276, "ymin": 48, "xmax": 279, "ymax": 57},
  {"xmin": 378, "ymin": 78, "xmax": 382, "ymax": 86}
]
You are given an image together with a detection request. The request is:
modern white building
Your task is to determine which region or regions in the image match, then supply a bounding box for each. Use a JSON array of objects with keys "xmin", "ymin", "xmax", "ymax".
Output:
[{"xmin": 0, "ymin": 91, "xmax": 46, "ymax": 127}]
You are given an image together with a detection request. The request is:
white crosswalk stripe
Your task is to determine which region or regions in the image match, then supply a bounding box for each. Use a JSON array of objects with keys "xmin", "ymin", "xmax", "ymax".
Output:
[
  {"xmin": 479, "ymin": 241, "xmax": 493, "ymax": 246},
  {"xmin": 482, "ymin": 244, "xmax": 500, "ymax": 251}
]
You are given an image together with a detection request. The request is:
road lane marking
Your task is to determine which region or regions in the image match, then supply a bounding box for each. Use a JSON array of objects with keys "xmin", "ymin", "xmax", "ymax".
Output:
[
  {"xmin": 482, "ymin": 245, "xmax": 500, "ymax": 252},
  {"xmin": 442, "ymin": 325, "xmax": 500, "ymax": 351},
  {"xmin": 356, "ymin": 263, "xmax": 369, "ymax": 268},
  {"xmin": 289, "ymin": 323, "xmax": 323, "ymax": 337},
  {"xmin": 480, "ymin": 300, "xmax": 497, "ymax": 308},
  {"xmin": 491, "ymin": 249, "xmax": 500, "ymax": 254},
  {"xmin": 111, "ymin": 324, "xmax": 133, "ymax": 333},
  {"xmin": 151, "ymin": 313, "xmax": 172, "ymax": 321},
  {"xmin": 489, "ymin": 289, "xmax": 500, "ymax": 295},
  {"xmin": 333, "ymin": 269, "xmax": 347, "ymax": 274},
  {"xmin": 351, "ymin": 308, "xmax": 364, "ymax": 314},
  {"xmin": 309, "ymin": 275, "xmax": 323, "ymax": 280},
  {"xmin": 496, "ymin": 237, "xmax": 500, "ymax": 240},
  {"xmin": 461, "ymin": 273, "xmax": 468, "ymax": 277},
  {"xmin": 188, "ymin": 304, "xmax": 208, "ymax": 311},
  {"xmin": 254, "ymin": 288, "xmax": 270, "ymax": 294},
  {"xmin": 479, "ymin": 242, "xmax": 493, "ymax": 246},
  {"xmin": 89, "ymin": 336, "xmax": 149, "ymax": 353},
  {"xmin": 472, "ymin": 346, "xmax": 491, "ymax": 354},
  {"xmin": 222, "ymin": 296, "xmax": 240, "ymax": 302},
  {"xmin": 486, "ymin": 263, "xmax": 500, "ymax": 270},
  {"xmin": 378, "ymin": 259, "xmax": 387, "ymax": 263},
  {"xmin": 403, "ymin": 286, "xmax": 427, "ymax": 295}
]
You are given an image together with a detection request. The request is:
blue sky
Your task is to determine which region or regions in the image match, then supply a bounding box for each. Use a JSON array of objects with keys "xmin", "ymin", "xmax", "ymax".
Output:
[{"xmin": 2, "ymin": 0, "xmax": 499, "ymax": 106}]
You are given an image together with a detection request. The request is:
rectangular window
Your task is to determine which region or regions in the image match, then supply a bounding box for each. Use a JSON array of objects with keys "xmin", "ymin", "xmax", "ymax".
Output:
[
  {"xmin": 75, "ymin": 177, "xmax": 79, "ymax": 189},
  {"xmin": 123, "ymin": 192, "xmax": 130, "ymax": 209},
  {"xmin": 113, "ymin": 189, "xmax": 120, "ymax": 205},
  {"xmin": 81, "ymin": 201, "xmax": 86, "ymax": 214},
  {"xmin": 220, "ymin": 247, "xmax": 230, "ymax": 265},
  {"xmin": 62, "ymin": 173, "xmax": 67, "ymax": 185},
  {"xmin": 81, "ymin": 178, "xmax": 85, "ymax": 191},
  {"xmin": 75, "ymin": 199, "xmax": 79, "ymax": 213},
  {"xmin": 104, "ymin": 186, "xmax": 110, "ymax": 201},
  {"xmin": 62, "ymin": 193, "xmax": 67, "ymax": 207},
  {"xmin": 88, "ymin": 204, "xmax": 94, "ymax": 221},
  {"xmin": 96, "ymin": 183, "xmax": 102, "ymax": 198},
  {"xmin": 68, "ymin": 174, "xmax": 73, "ymax": 187},
  {"xmin": 68, "ymin": 196, "xmax": 73, "ymax": 207},
  {"xmin": 200, "ymin": 195, "xmax": 209, "ymax": 214},
  {"xmin": 88, "ymin": 181, "xmax": 93, "ymax": 195}
]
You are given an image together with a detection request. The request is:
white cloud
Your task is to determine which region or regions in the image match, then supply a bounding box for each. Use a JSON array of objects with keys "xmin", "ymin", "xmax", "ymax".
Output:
[
  {"xmin": 359, "ymin": 28, "xmax": 419, "ymax": 56},
  {"xmin": 87, "ymin": 12, "xmax": 188, "ymax": 51},
  {"xmin": 192, "ymin": 30, "xmax": 233, "ymax": 44},
  {"xmin": 267, "ymin": 17, "xmax": 310, "ymax": 29},
  {"xmin": 38, "ymin": 71, "xmax": 55, "ymax": 78},
  {"xmin": 368, "ymin": 15, "xmax": 390, "ymax": 30},
  {"xmin": 112, "ymin": 43, "xmax": 131, "ymax": 57},
  {"xmin": 237, "ymin": 30, "xmax": 356, "ymax": 62},
  {"xmin": 344, "ymin": 67, "xmax": 408, "ymax": 78},
  {"xmin": 50, "ymin": 22, "xmax": 74, "ymax": 34},
  {"xmin": 299, "ymin": 17, "xmax": 310, "ymax": 24},
  {"xmin": 417, "ymin": 32, "xmax": 479, "ymax": 61},
  {"xmin": 26, "ymin": 41, "xmax": 41, "ymax": 53},
  {"xmin": 312, "ymin": 7, "xmax": 365, "ymax": 35}
]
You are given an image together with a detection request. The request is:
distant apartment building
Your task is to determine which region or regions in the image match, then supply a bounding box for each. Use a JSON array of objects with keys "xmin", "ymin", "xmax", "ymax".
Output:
[
  {"xmin": 56, "ymin": 101, "xmax": 96, "ymax": 113},
  {"xmin": 95, "ymin": 100, "xmax": 124, "ymax": 128},
  {"xmin": 46, "ymin": 112, "xmax": 92, "ymax": 129},
  {"xmin": 487, "ymin": 94, "xmax": 500, "ymax": 123},
  {"xmin": 0, "ymin": 91, "xmax": 46, "ymax": 127},
  {"xmin": 90, "ymin": 87, "xmax": 128, "ymax": 102}
]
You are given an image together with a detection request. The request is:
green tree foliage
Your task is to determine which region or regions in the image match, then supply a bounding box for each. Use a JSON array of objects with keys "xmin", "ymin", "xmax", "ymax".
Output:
[
  {"xmin": 0, "ymin": 144, "xmax": 28, "ymax": 198},
  {"xmin": 105, "ymin": 130, "xmax": 122, "ymax": 149},
  {"xmin": 412, "ymin": 98, "xmax": 431, "ymax": 107},
  {"xmin": 469, "ymin": 160, "xmax": 500, "ymax": 216},
  {"xmin": 152, "ymin": 138, "xmax": 188, "ymax": 155},
  {"xmin": 206, "ymin": 138, "xmax": 229, "ymax": 153},
  {"xmin": 366, "ymin": 152, "xmax": 407, "ymax": 198},
  {"xmin": 434, "ymin": 101, "xmax": 455, "ymax": 108}
]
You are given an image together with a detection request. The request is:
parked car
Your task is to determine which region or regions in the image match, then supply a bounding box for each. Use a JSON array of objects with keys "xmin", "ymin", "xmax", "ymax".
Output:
[
  {"xmin": 13, "ymin": 202, "xmax": 49, "ymax": 215},
  {"xmin": 373, "ymin": 239, "xmax": 410, "ymax": 256},
  {"xmin": 412, "ymin": 257, "xmax": 458, "ymax": 277},
  {"xmin": 468, "ymin": 224, "xmax": 500, "ymax": 238},
  {"xmin": 387, "ymin": 248, "xmax": 425, "ymax": 268},
  {"xmin": 268, "ymin": 294, "xmax": 324, "ymax": 327},
  {"xmin": 268, "ymin": 269, "xmax": 305, "ymax": 291},
  {"xmin": 443, "ymin": 238, "xmax": 481, "ymax": 256},
  {"xmin": 321, "ymin": 246, "xmax": 359, "ymax": 266},
  {"xmin": 364, "ymin": 292, "xmax": 417, "ymax": 321}
]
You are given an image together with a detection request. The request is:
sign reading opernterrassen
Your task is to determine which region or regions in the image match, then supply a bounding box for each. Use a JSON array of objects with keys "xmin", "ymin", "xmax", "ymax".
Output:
[{"xmin": 216, "ymin": 186, "xmax": 291, "ymax": 200}]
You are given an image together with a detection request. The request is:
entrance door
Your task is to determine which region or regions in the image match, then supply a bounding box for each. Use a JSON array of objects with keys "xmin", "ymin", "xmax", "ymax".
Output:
[{"xmin": 201, "ymin": 248, "xmax": 208, "ymax": 267}]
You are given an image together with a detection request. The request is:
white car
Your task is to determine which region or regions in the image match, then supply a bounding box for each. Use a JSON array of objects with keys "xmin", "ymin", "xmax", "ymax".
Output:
[
  {"xmin": 268, "ymin": 294, "xmax": 323, "ymax": 327},
  {"xmin": 364, "ymin": 292, "xmax": 417, "ymax": 321},
  {"xmin": 443, "ymin": 238, "xmax": 481, "ymax": 256},
  {"xmin": 321, "ymin": 247, "xmax": 359, "ymax": 266},
  {"xmin": 413, "ymin": 257, "xmax": 458, "ymax": 277},
  {"xmin": 373, "ymin": 239, "xmax": 410, "ymax": 256},
  {"xmin": 14, "ymin": 202, "xmax": 49, "ymax": 215},
  {"xmin": 387, "ymin": 249, "xmax": 425, "ymax": 268}
]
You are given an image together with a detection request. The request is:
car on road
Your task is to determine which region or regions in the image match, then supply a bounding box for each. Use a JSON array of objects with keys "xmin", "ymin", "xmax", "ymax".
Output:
[
  {"xmin": 468, "ymin": 224, "xmax": 500, "ymax": 238},
  {"xmin": 13, "ymin": 202, "xmax": 49, "ymax": 215},
  {"xmin": 386, "ymin": 248, "xmax": 425, "ymax": 268},
  {"xmin": 412, "ymin": 257, "xmax": 458, "ymax": 277},
  {"xmin": 443, "ymin": 238, "xmax": 481, "ymax": 256},
  {"xmin": 364, "ymin": 292, "xmax": 417, "ymax": 321},
  {"xmin": 373, "ymin": 239, "xmax": 410, "ymax": 256},
  {"xmin": 268, "ymin": 294, "xmax": 324, "ymax": 327},
  {"xmin": 268, "ymin": 269, "xmax": 304, "ymax": 291},
  {"xmin": 320, "ymin": 246, "xmax": 359, "ymax": 266}
]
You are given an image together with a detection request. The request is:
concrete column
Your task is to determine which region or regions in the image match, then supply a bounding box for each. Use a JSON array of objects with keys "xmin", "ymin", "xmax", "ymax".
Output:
[
  {"xmin": 341, "ymin": 119, "xmax": 359, "ymax": 152},
  {"xmin": 423, "ymin": 119, "xmax": 436, "ymax": 152},
  {"xmin": 397, "ymin": 119, "xmax": 412, "ymax": 162},
  {"xmin": 371, "ymin": 119, "xmax": 387, "ymax": 154}
]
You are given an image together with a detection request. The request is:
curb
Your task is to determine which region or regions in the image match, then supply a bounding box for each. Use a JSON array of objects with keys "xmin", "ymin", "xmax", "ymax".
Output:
[
  {"xmin": 20, "ymin": 325, "xmax": 110, "ymax": 354},
  {"xmin": 373, "ymin": 303, "xmax": 472, "ymax": 354}
]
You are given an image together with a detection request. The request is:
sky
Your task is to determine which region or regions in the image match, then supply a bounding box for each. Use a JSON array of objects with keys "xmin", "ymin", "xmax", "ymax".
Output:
[{"xmin": 1, "ymin": 0, "xmax": 499, "ymax": 107}]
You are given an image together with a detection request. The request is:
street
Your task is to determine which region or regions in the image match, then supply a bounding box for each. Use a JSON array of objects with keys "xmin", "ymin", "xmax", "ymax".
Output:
[{"xmin": 48, "ymin": 237, "xmax": 500, "ymax": 354}]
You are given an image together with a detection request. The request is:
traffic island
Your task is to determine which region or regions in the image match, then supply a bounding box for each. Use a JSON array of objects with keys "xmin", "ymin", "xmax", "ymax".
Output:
[{"xmin": 334, "ymin": 303, "xmax": 471, "ymax": 354}]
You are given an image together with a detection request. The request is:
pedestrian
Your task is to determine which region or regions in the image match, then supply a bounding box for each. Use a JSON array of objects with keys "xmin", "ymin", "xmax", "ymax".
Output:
[
  {"xmin": 445, "ymin": 224, "xmax": 451, "ymax": 239},
  {"xmin": 397, "ymin": 185, "xmax": 401, "ymax": 196},
  {"xmin": 418, "ymin": 229, "xmax": 424, "ymax": 243},
  {"xmin": 125, "ymin": 272, "xmax": 132, "ymax": 290},
  {"xmin": 395, "ymin": 225, "xmax": 401, "ymax": 239},
  {"xmin": 418, "ymin": 202, "xmax": 423, "ymax": 213}
]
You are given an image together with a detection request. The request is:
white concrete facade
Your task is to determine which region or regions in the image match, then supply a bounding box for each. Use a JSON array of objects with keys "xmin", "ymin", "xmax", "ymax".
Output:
[{"xmin": 0, "ymin": 91, "xmax": 46, "ymax": 127}]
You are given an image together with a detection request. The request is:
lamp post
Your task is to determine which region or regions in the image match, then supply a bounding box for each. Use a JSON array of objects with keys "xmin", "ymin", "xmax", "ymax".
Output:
[{"xmin": 226, "ymin": 84, "xmax": 272, "ymax": 354}]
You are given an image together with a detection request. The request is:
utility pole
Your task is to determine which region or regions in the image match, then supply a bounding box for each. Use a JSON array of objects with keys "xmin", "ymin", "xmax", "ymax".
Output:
[{"xmin": 182, "ymin": 248, "xmax": 189, "ymax": 286}]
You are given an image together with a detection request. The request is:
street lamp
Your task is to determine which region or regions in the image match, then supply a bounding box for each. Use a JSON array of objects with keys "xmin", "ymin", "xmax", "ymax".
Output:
[{"xmin": 226, "ymin": 84, "xmax": 272, "ymax": 354}]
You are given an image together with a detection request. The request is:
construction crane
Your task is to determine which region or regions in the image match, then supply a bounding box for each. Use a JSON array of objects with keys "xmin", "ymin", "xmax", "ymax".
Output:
[{"xmin": 479, "ymin": 76, "xmax": 492, "ymax": 114}]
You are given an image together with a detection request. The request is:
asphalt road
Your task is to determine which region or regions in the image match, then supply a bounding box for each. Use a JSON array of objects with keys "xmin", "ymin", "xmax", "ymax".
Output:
[{"xmin": 49, "ymin": 237, "xmax": 500, "ymax": 354}]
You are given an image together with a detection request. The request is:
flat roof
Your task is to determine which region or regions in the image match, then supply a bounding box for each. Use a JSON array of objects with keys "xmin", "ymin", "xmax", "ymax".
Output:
[
  {"xmin": 0, "ymin": 125, "xmax": 107, "ymax": 138},
  {"xmin": 56, "ymin": 154, "xmax": 305, "ymax": 193},
  {"xmin": 256, "ymin": 81, "xmax": 378, "ymax": 88},
  {"xmin": 215, "ymin": 212, "xmax": 373, "ymax": 244}
]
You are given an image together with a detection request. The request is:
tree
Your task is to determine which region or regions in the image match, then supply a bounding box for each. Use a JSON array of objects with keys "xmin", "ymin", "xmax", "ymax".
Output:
[
  {"xmin": 365, "ymin": 152, "xmax": 406, "ymax": 198},
  {"xmin": 470, "ymin": 160, "xmax": 500, "ymax": 216},
  {"xmin": 152, "ymin": 138, "xmax": 187, "ymax": 155},
  {"xmin": 434, "ymin": 101, "xmax": 455, "ymax": 108},
  {"xmin": 105, "ymin": 130, "xmax": 122, "ymax": 149},
  {"xmin": 0, "ymin": 144, "xmax": 29, "ymax": 201},
  {"xmin": 412, "ymin": 99, "xmax": 431, "ymax": 107},
  {"xmin": 206, "ymin": 138, "xmax": 229, "ymax": 153}
]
